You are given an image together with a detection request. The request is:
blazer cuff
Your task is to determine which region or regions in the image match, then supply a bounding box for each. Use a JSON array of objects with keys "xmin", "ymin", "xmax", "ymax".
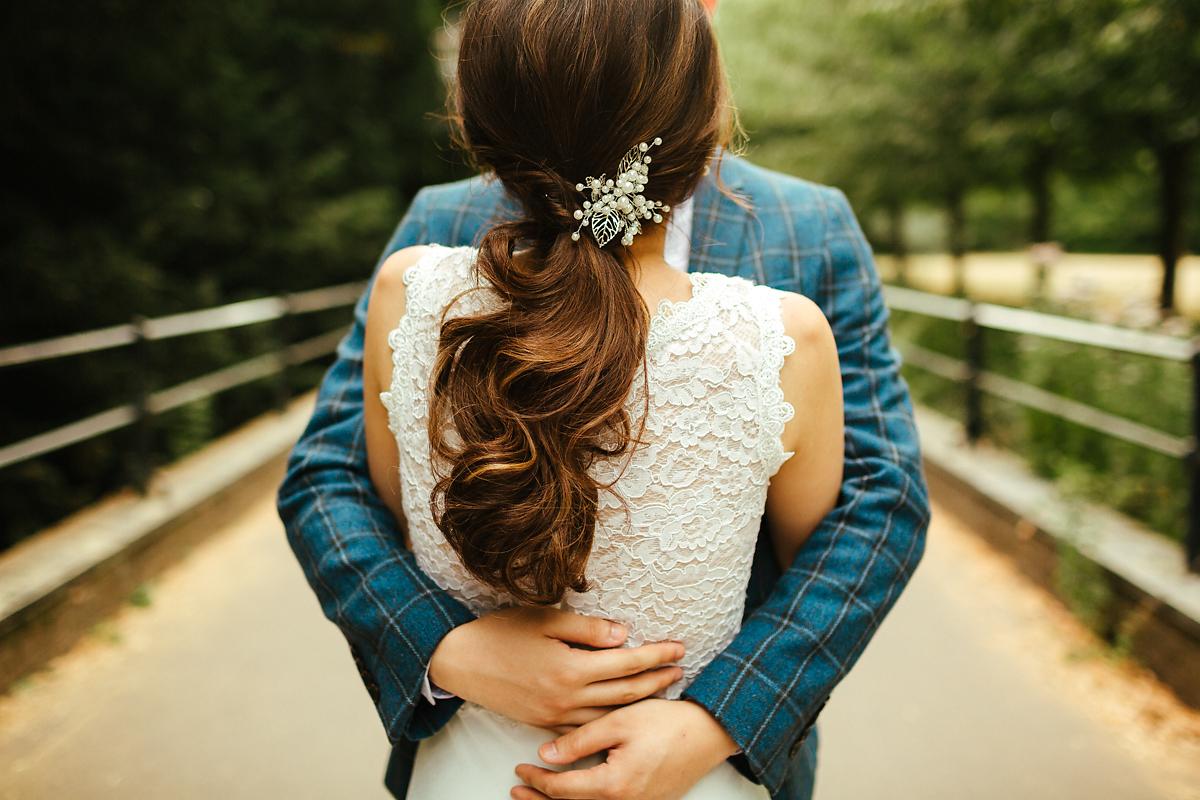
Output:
[
  {"xmin": 346, "ymin": 592, "xmax": 475, "ymax": 743},
  {"xmin": 681, "ymin": 654, "xmax": 827, "ymax": 796}
]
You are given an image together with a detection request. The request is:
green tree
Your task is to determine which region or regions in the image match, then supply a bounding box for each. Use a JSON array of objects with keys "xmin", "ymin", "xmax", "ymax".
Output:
[
  {"xmin": 1083, "ymin": 0, "xmax": 1200, "ymax": 313},
  {"xmin": 721, "ymin": 0, "xmax": 1005, "ymax": 294},
  {"xmin": 0, "ymin": 0, "xmax": 464, "ymax": 548}
]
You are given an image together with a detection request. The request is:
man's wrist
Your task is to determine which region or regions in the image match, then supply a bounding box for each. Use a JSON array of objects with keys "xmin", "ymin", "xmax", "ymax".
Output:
[
  {"xmin": 680, "ymin": 698, "xmax": 742, "ymax": 762},
  {"xmin": 427, "ymin": 618, "xmax": 471, "ymax": 698}
]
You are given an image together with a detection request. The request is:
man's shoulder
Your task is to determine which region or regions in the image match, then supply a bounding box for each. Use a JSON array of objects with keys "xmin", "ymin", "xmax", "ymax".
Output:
[
  {"xmin": 410, "ymin": 175, "xmax": 507, "ymax": 234},
  {"xmin": 721, "ymin": 154, "xmax": 856, "ymax": 254},
  {"xmin": 724, "ymin": 154, "xmax": 845, "ymax": 210},
  {"xmin": 721, "ymin": 154, "xmax": 856, "ymax": 248},
  {"xmin": 413, "ymin": 174, "xmax": 496, "ymax": 207}
]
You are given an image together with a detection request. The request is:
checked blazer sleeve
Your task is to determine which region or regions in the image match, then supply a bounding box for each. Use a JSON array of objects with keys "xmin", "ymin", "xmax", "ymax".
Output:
[
  {"xmin": 681, "ymin": 186, "xmax": 931, "ymax": 796},
  {"xmin": 276, "ymin": 189, "xmax": 476, "ymax": 745}
]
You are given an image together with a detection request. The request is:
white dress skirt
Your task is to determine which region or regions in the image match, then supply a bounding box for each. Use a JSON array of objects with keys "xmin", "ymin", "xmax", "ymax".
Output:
[{"xmin": 407, "ymin": 702, "xmax": 770, "ymax": 799}]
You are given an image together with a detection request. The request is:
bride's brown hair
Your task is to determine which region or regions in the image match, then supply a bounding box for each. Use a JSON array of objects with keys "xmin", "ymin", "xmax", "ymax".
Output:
[{"xmin": 431, "ymin": 0, "xmax": 737, "ymax": 604}]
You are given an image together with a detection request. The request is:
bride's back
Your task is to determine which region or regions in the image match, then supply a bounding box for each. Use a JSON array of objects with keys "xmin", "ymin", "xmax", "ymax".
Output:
[
  {"xmin": 377, "ymin": 0, "xmax": 751, "ymax": 615},
  {"xmin": 380, "ymin": 244, "xmax": 797, "ymax": 695}
]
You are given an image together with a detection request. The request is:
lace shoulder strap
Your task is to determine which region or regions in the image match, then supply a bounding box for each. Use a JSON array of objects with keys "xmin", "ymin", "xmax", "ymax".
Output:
[
  {"xmin": 380, "ymin": 245, "xmax": 479, "ymax": 449},
  {"xmin": 395, "ymin": 244, "xmax": 478, "ymax": 324},
  {"xmin": 745, "ymin": 283, "xmax": 798, "ymax": 476}
]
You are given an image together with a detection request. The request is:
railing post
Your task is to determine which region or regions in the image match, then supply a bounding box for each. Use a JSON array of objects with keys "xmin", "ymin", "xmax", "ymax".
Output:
[
  {"xmin": 130, "ymin": 315, "xmax": 153, "ymax": 494},
  {"xmin": 964, "ymin": 301, "xmax": 984, "ymax": 444},
  {"xmin": 273, "ymin": 294, "xmax": 294, "ymax": 413},
  {"xmin": 1188, "ymin": 343, "xmax": 1200, "ymax": 573}
]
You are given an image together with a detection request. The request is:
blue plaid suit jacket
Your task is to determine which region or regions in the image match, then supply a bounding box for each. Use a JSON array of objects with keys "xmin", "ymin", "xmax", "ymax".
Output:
[{"xmin": 277, "ymin": 153, "xmax": 929, "ymax": 799}]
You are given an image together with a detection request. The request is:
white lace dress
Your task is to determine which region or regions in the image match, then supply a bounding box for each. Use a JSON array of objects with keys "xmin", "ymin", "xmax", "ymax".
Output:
[{"xmin": 380, "ymin": 245, "xmax": 795, "ymax": 799}]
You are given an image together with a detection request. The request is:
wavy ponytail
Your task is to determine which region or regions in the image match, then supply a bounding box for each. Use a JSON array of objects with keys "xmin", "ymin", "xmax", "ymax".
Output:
[
  {"xmin": 428, "ymin": 216, "xmax": 649, "ymax": 604},
  {"xmin": 431, "ymin": 0, "xmax": 737, "ymax": 604}
]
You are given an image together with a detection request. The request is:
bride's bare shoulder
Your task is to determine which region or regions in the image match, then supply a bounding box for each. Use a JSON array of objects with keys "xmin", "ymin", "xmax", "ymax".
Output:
[
  {"xmin": 371, "ymin": 245, "xmax": 437, "ymax": 310},
  {"xmin": 775, "ymin": 289, "xmax": 840, "ymax": 411},
  {"xmin": 776, "ymin": 291, "xmax": 835, "ymax": 357},
  {"xmin": 364, "ymin": 246, "xmax": 436, "ymax": 383}
]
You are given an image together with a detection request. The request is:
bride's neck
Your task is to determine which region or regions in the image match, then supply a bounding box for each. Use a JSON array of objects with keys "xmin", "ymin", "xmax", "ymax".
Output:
[{"xmin": 625, "ymin": 224, "xmax": 669, "ymax": 269}]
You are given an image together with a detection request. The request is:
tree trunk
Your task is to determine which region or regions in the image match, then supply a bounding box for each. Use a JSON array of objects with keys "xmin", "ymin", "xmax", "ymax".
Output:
[
  {"xmin": 1027, "ymin": 145, "xmax": 1054, "ymax": 245},
  {"xmin": 887, "ymin": 199, "xmax": 908, "ymax": 286},
  {"xmin": 1156, "ymin": 140, "xmax": 1192, "ymax": 314},
  {"xmin": 946, "ymin": 186, "xmax": 967, "ymax": 297},
  {"xmin": 1026, "ymin": 146, "xmax": 1056, "ymax": 301}
]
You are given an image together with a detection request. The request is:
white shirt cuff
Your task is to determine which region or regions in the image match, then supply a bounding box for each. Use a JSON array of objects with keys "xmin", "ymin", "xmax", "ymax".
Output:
[{"xmin": 420, "ymin": 665, "xmax": 456, "ymax": 704}]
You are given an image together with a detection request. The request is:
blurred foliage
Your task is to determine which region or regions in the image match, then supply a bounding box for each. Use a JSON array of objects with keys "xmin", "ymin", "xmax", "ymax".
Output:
[
  {"xmin": 0, "ymin": 0, "xmax": 467, "ymax": 549},
  {"xmin": 719, "ymin": 0, "xmax": 1194, "ymax": 545},
  {"xmin": 1055, "ymin": 535, "xmax": 1116, "ymax": 638},
  {"xmin": 890, "ymin": 308, "xmax": 1187, "ymax": 542},
  {"xmin": 716, "ymin": 0, "xmax": 1199, "ymax": 308},
  {"xmin": 2, "ymin": 0, "xmax": 1193, "ymax": 553}
]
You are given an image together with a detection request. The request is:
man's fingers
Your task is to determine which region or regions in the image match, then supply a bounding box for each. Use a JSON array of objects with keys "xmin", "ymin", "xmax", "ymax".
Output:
[
  {"xmin": 580, "ymin": 665, "xmax": 683, "ymax": 707},
  {"xmin": 580, "ymin": 640, "xmax": 684, "ymax": 682},
  {"xmin": 539, "ymin": 714, "xmax": 622, "ymax": 764},
  {"xmin": 542, "ymin": 610, "xmax": 627, "ymax": 649},
  {"xmin": 515, "ymin": 763, "xmax": 610, "ymax": 799}
]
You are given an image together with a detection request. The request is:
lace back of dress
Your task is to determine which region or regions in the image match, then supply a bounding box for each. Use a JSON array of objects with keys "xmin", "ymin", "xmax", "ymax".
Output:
[{"xmin": 380, "ymin": 244, "xmax": 796, "ymax": 699}]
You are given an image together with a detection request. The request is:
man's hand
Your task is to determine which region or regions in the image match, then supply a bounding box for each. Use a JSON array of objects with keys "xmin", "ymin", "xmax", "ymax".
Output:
[
  {"xmin": 430, "ymin": 607, "xmax": 685, "ymax": 731},
  {"xmin": 511, "ymin": 698, "xmax": 741, "ymax": 800}
]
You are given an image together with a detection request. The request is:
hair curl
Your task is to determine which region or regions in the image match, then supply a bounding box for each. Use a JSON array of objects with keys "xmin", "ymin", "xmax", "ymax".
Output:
[{"xmin": 430, "ymin": 0, "xmax": 737, "ymax": 605}]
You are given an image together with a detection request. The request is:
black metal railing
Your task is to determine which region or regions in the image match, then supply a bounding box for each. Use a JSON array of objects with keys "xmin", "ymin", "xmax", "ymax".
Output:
[
  {"xmin": 4, "ymin": 280, "xmax": 1195, "ymax": 571},
  {"xmin": 0, "ymin": 282, "xmax": 364, "ymax": 491},
  {"xmin": 882, "ymin": 285, "xmax": 1199, "ymax": 571}
]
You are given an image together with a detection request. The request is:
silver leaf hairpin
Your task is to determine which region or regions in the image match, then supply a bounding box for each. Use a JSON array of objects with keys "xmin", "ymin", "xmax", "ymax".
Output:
[{"xmin": 571, "ymin": 137, "xmax": 671, "ymax": 248}]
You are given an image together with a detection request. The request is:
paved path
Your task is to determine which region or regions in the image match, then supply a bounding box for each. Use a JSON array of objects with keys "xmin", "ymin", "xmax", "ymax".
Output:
[{"xmin": 1, "ymin": 494, "xmax": 1196, "ymax": 799}]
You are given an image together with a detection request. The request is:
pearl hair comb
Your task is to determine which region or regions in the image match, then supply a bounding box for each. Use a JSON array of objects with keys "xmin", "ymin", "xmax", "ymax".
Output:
[{"xmin": 571, "ymin": 137, "xmax": 671, "ymax": 248}]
